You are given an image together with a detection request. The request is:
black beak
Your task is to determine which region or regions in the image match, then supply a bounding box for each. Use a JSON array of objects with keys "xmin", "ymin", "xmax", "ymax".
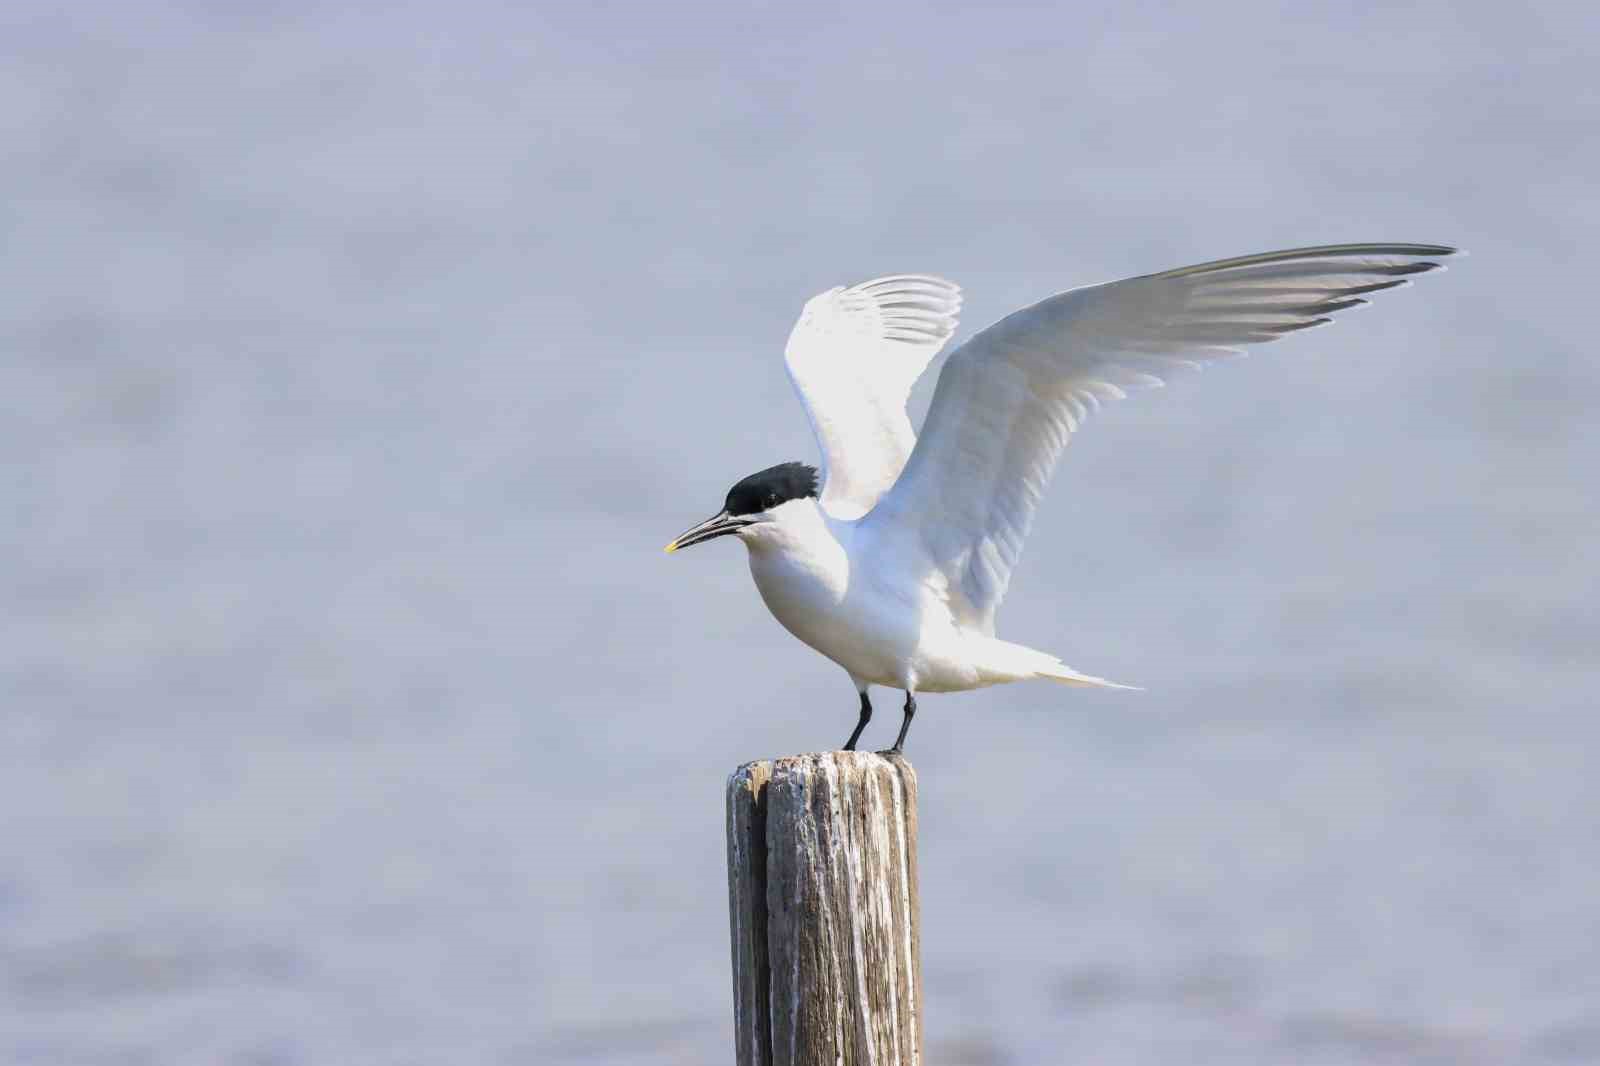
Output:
[{"xmin": 663, "ymin": 510, "xmax": 750, "ymax": 553}]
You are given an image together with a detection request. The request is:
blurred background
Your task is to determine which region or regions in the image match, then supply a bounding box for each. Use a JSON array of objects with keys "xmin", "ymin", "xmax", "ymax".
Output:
[{"xmin": 4, "ymin": 2, "xmax": 1597, "ymax": 1063}]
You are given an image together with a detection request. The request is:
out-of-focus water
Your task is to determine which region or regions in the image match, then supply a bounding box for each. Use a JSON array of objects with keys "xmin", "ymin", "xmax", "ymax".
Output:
[{"xmin": 3, "ymin": 3, "xmax": 1598, "ymax": 1063}]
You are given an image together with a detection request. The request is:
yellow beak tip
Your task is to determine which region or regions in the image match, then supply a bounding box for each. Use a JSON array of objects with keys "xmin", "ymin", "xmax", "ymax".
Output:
[{"xmin": 662, "ymin": 542, "xmax": 679, "ymax": 554}]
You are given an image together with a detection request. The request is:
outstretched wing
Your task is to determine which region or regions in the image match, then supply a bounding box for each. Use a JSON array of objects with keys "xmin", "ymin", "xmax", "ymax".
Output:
[
  {"xmin": 785, "ymin": 275, "xmax": 962, "ymax": 518},
  {"xmin": 864, "ymin": 243, "xmax": 1457, "ymax": 633}
]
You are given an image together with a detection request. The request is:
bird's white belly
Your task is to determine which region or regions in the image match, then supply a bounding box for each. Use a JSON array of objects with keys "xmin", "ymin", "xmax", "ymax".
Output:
[
  {"xmin": 746, "ymin": 542, "xmax": 988, "ymax": 693},
  {"xmin": 747, "ymin": 547, "xmax": 914, "ymax": 689}
]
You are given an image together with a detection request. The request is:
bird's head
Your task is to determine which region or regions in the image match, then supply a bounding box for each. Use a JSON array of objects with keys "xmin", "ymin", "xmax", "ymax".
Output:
[{"xmin": 663, "ymin": 461, "xmax": 820, "ymax": 553}]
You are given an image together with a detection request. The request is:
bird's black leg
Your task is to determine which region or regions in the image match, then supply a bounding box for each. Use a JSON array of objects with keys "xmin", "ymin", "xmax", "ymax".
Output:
[
  {"xmin": 842, "ymin": 691, "xmax": 872, "ymax": 751},
  {"xmin": 883, "ymin": 691, "xmax": 916, "ymax": 755}
]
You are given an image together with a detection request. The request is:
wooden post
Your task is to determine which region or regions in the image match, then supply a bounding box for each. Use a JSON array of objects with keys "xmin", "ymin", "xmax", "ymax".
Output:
[{"xmin": 726, "ymin": 751, "xmax": 922, "ymax": 1066}]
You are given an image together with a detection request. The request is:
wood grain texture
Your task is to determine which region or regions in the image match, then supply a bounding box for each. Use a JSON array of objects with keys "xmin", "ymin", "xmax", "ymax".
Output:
[
  {"xmin": 727, "ymin": 759, "xmax": 774, "ymax": 1066},
  {"xmin": 726, "ymin": 752, "xmax": 921, "ymax": 1066}
]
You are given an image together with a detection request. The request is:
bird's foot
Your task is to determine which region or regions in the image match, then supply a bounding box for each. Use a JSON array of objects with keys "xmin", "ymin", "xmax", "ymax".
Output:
[{"xmin": 875, "ymin": 746, "xmax": 903, "ymax": 757}]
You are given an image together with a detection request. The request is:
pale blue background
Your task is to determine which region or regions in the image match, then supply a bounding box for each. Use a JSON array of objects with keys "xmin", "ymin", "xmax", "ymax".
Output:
[{"xmin": 4, "ymin": 2, "xmax": 1597, "ymax": 1063}]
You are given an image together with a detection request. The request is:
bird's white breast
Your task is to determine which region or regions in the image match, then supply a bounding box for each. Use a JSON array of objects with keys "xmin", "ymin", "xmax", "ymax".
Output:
[
  {"xmin": 743, "ymin": 504, "xmax": 923, "ymax": 689},
  {"xmin": 740, "ymin": 499, "xmax": 996, "ymax": 692}
]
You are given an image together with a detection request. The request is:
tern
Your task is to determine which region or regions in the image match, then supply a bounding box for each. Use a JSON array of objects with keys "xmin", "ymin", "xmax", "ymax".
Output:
[{"xmin": 665, "ymin": 244, "xmax": 1456, "ymax": 753}]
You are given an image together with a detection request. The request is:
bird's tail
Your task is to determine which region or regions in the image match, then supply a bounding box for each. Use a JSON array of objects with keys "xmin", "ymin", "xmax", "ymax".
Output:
[
  {"xmin": 1037, "ymin": 660, "xmax": 1141, "ymax": 690},
  {"xmin": 979, "ymin": 637, "xmax": 1141, "ymax": 690}
]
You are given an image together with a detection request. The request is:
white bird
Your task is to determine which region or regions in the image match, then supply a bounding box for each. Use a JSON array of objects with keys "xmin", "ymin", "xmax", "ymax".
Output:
[{"xmin": 665, "ymin": 244, "xmax": 1456, "ymax": 753}]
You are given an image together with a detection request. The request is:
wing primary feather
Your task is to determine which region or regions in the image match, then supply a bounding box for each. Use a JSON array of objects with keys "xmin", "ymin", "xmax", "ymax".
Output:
[
  {"xmin": 1161, "ymin": 243, "xmax": 1457, "ymax": 279},
  {"xmin": 1189, "ymin": 279, "xmax": 1412, "ymax": 303},
  {"xmin": 1181, "ymin": 297, "xmax": 1369, "ymax": 319},
  {"xmin": 1187, "ymin": 260, "xmax": 1444, "ymax": 291}
]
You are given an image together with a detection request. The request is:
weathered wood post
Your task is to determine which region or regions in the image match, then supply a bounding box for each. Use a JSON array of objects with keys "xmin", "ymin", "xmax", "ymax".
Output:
[{"xmin": 726, "ymin": 751, "xmax": 922, "ymax": 1066}]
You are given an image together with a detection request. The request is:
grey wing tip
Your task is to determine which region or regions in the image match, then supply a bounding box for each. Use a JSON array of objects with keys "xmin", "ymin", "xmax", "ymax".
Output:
[
  {"xmin": 1402, "ymin": 243, "xmax": 1459, "ymax": 257},
  {"xmin": 1313, "ymin": 296, "xmax": 1370, "ymax": 314},
  {"xmin": 1344, "ymin": 278, "xmax": 1413, "ymax": 295},
  {"xmin": 1284, "ymin": 316, "xmax": 1334, "ymax": 333},
  {"xmin": 1159, "ymin": 243, "xmax": 1462, "ymax": 281},
  {"xmin": 1348, "ymin": 242, "xmax": 1459, "ymax": 257}
]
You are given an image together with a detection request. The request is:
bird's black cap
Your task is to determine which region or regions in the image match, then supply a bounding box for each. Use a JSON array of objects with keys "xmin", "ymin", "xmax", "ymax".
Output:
[{"xmin": 724, "ymin": 462, "xmax": 819, "ymax": 516}]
